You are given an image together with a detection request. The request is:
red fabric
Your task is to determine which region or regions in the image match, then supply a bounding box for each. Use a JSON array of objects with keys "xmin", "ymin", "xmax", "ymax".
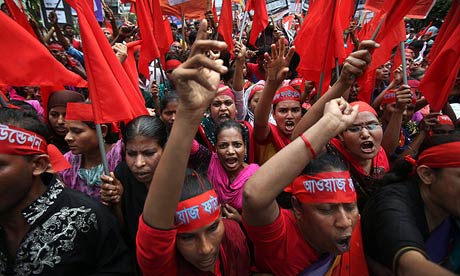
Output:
[
  {"xmin": 380, "ymin": 89, "xmax": 416, "ymax": 105},
  {"xmin": 417, "ymin": 141, "xmax": 460, "ymax": 168},
  {"xmin": 149, "ymin": 0, "xmax": 173, "ymax": 57},
  {"xmin": 0, "ymin": 123, "xmax": 47, "ymax": 155},
  {"xmin": 350, "ymin": 101, "xmax": 378, "ymax": 116},
  {"xmin": 294, "ymin": 0, "xmax": 346, "ymax": 96},
  {"xmin": 216, "ymin": 84, "xmax": 235, "ymax": 101},
  {"xmin": 136, "ymin": 0, "xmax": 161, "ymax": 77},
  {"xmin": 272, "ymin": 86, "xmax": 301, "ymax": 105},
  {"xmin": 218, "ymin": 0, "xmax": 234, "ymax": 58},
  {"xmin": 0, "ymin": 12, "xmax": 86, "ymax": 87},
  {"xmin": 159, "ymin": 0, "xmax": 207, "ymax": 19},
  {"xmin": 65, "ymin": 0, "xmax": 148, "ymax": 124},
  {"xmin": 4, "ymin": 0, "xmax": 37, "ymax": 39},
  {"xmin": 66, "ymin": 102, "xmax": 95, "ymax": 121},
  {"xmin": 137, "ymin": 216, "xmax": 250, "ymax": 275},
  {"xmin": 437, "ymin": 115, "xmax": 454, "ymax": 126},
  {"xmin": 243, "ymin": 209, "xmax": 368, "ymax": 275},
  {"xmin": 165, "ymin": 59, "xmax": 182, "ymax": 71},
  {"xmin": 123, "ymin": 40, "xmax": 143, "ymax": 94},
  {"xmin": 268, "ymin": 123, "xmax": 291, "ymax": 151},
  {"xmin": 246, "ymin": 63, "xmax": 265, "ymax": 82},
  {"xmin": 245, "ymin": 0, "xmax": 268, "ymax": 47},
  {"xmin": 175, "ymin": 190, "xmax": 220, "ymax": 233},
  {"xmin": 406, "ymin": 0, "xmax": 436, "ymax": 19},
  {"xmin": 419, "ymin": 0, "xmax": 460, "ymax": 112},
  {"xmin": 47, "ymin": 144, "xmax": 72, "ymax": 172},
  {"xmin": 40, "ymin": 85, "xmax": 66, "ymax": 124},
  {"xmin": 291, "ymin": 171, "xmax": 357, "ymax": 203},
  {"xmin": 330, "ymin": 138, "xmax": 389, "ymax": 178},
  {"xmin": 248, "ymin": 84, "xmax": 264, "ymax": 101}
]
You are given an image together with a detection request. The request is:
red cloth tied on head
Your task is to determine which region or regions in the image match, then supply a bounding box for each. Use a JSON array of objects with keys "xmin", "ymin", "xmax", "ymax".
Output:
[
  {"xmin": 248, "ymin": 84, "xmax": 264, "ymax": 102},
  {"xmin": 405, "ymin": 48, "xmax": 414, "ymax": 59},
  {"xmin": 350, "ymin": 101, "xmax": 378, "ymax": 116},
  {"xmin": 48, "ymin": 43, "xmax": 65, "ymax": 52},
  {"xmin": 289, "ymin": 78, "xmax": 303, "ymax": 90},
  {"xmin": 437, "ymin": 115, "xmax": 454, "ymax": 126},
  {"xmin": 0, "ymin": 124, "xmax": 70, "ymax": 171},
  {"xmin": 417, "ymin": 142, "xmax": 460, "ymax": 168},
  {"xmin": 216, "ymin": 84, "xmax": 235, "ymax": 101},
  {"xmin": 407, "ymin": 79, "xmax": 420, "ymax": 94},
  {"xmin": 165, "ymin": 59, "xmax": 182, "ymax": 72},
  {"xmin": 66, "ymin": 102, "xmax": 95, "ymax": 121},
  {"xmin": 291, "ymin": 171, "xmax": 357, "ymax": 203},
  {"xmin": 272, "ymin": 86, "xmax": 301, "ymax": 105},
  {"xmin": 381, "ymin": 89, "xmax": 416, "ymax": 106},
  {"xmin": 175, "ymin": 189, "xmax": 220, "ymax": 233}
]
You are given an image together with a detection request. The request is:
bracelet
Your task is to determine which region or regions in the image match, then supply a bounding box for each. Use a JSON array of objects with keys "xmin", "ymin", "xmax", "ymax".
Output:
[{"xmin": 300, "ymin": 133, "xmax": 317, "ymax": 159}]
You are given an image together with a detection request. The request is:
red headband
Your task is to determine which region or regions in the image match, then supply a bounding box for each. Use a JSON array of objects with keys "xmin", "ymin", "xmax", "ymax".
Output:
[
  {"xmin": 66, "ymin": 102, "xmax": 95, "ymax": 121},
  {"xmin": 350, "ymin": 101, "xmax": 377, "ymax": 116},
  {"xmin": 417, "ymin": 142, "xmax": 460, "ymax": 168},
  {"xmin": 291, "ymin": 171, "xmax": 357, "ymax": 203},
  {"xmin": 48, "ymin": 43, "xmax": 65, "ymax": 52},
  {"xmin": 272, "ymin": 86, "xmax": 301, "ymax": 105},
  {"xmin": 289, "ymin": 78, "xmax": 302, "ymax": 88},
  {"xmin": 0, "ymin": 124, "xmax": 71, "ymax": 172},
  {"xmin": 248, "ymin": 84, "xmax": 264, "ymax": 101},
  {"xmin": 437, "ymin": 115, "xmax": 454, "ymax": 126},
  {"xmin": 216, "ymin": 84, "xmax": 235, "ymax": 101},
  {"xmin": 381, "ymin": 89, "xmax": 416, "ymax": 106},
  {"xmin": 175, "ymin": 190, "xmax": 220, "ymax": 233}
]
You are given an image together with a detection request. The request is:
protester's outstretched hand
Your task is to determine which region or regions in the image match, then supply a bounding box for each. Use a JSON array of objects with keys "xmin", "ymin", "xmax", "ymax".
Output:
[
  {"xmin": 48, "ymin": 11, "xmax": 58, "ymax": 26},
  {"xmin": 265, "ymin": 37, "xmax": 295, "ymax": 84},
  {"xmin": 100, "ymin": 172, "xmax": 124, "ymax": 206},
  {"xmin": 222, "ymin": 204, "xmax": 242, "ymax": 223},
  {"xmin": 171, "ymin": 19, "xmax": 227, "ymax": 113},
  {"xmin": 112, "ymin": 43, "xmax": 128, "ymax": 64},
  {"xmin": 323, "ymin": 97, "xmax": 359, "ymax": 134},
  {"xmin": 339, "ymin": 40, "xmax": 379, "ymax": 86},
  {"xmin": 392, "ymin": 65, "xmax": 403, "ymax": 85},
  {"xmin": 395, "ymin": 84, "xmax": 412, "ymax": 112},
  {"xmin": 419, "ymin": 112, "xmax": 441, "ymax": 132},
  {"xmin": 234, "ymin": 41, "xmax": 246, "ymax": 60}
]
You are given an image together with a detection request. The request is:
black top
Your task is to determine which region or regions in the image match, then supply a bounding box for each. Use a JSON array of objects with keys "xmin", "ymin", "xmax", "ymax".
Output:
[
  {"xmin": 0, "ymin": 175, "xmax": 133, "ymax": 276},
  {"xmin": 362, "ymin": 181, "xmax": 430, "ymax": 270}
]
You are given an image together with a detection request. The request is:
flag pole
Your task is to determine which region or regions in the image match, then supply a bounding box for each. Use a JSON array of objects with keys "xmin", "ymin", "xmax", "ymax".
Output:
[
  {"xmin": 96, "ymin": 124, "xmax": 110, "ymax": 175},
  {"xmin": 157, "ymin": 58, "xmax": 168, "ymax": 95},
  {"xmin": 400, "ymin": 42, "xmax": 408, "ymax": 85},
  {"xmin": 238, "ymin": 11, "xmax": 248, "ymax": 43}
]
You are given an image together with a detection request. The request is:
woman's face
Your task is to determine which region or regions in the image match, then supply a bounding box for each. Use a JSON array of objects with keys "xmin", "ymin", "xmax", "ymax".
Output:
[
  {"xmin": 125, "ymin": 135, "xmax": 163, "ymax": 186},
  {"xmin": 176, "ymin": 218, "xmax": 225, "ymax": 272},
  {"xmin": 428, "ymin": 167, "xmax": 460, "ymax": 218},
  {"xmin": 216, "ymin": 128, "xmax": 245, "ymax": 175},
  {"xmin": 64, "ymin": 120, "xmax": 98, "ymax": 155},
  {"xmin": 48, "ymin": 106, "xmax": 68, "ymax": 137},
  {"xmin": 273, "ymin": 100, "xmax": 302, "ymax": 137},
  {"xmin": 249, "ymin": 90, "xmax": 263, "ymax": 113},
  {"xmin": 160, "ymin": 100, "xmax": 178, "ymax": 130},
  {"xmin": 341, "ymin": 112, "xmax": 383, "ymax": 162},
  {"xmin": 209, "ymin": 95, "xmax": 236, "ymax": 126}
]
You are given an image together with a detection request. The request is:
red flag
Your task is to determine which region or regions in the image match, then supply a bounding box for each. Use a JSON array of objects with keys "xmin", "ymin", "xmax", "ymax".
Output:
[
  {"xmin": 0, "ymin": 12, "xmax": 86, "ymax": 87},
  {"xmin": 65, "ymin": 0, "xmax": 148, "ymax": 124},
  {"xmin": 136, "ymin": 0, "xmax": 161, "ymax": 77},
  {"xmin": 218, "ymin": 0, "xmax": 234, "ymax": 57},
  {"xmin": 148, "ymin": 0, "xmax": 173, "ymax": 57},
  {"xmin": 159, "ymin": 0, "xmax": 206, "ymax": 19},
  {"xmin": 419, "ymin": 0, "xmax": 460, "ymax": 112},
  {"xmin": 294, "ymin": 0, "xmax": 345, "ymax": 95},
  {"xmin": 245, "ymin": 0, "xmax": 268, "ymax": 46},
  {"xmin": 406, "ymin": 0, "xmax": 436, "ymax": 19},
  {"xmin": 4, "ymin": 0, "xmax": 37, "ymax": 39},
  {"xmin": 123, "ymin": 40, "xmax": 143, "ymax": 92}
]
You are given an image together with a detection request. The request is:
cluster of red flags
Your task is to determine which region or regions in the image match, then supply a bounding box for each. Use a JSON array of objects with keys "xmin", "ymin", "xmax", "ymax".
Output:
[
  {"xmin": 245, "ymin": 0, "xmax": 268, "ymax": 46},
  {"xmin": 218, "ymin": 0, "xmax": 234, "ymax": 57}
]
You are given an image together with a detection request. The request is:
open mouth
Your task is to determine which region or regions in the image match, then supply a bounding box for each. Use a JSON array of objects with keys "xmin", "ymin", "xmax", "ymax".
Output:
[
  {"xmin": 360, "ymin": 141, "xmax": 375, "ymax": 154},
  {"xmin": 225, "ymin": 158, "xmax": 239, "ymax": 169},
  {"xmin": 336, "ymin": 236, "xmax": 351, "ymax": 253},
  {"xmin": 285, "ymin": 121, "xmax": 295, "ymax": 131},
  {"xmin": 218, "ymin": 114, "xmax": 230, "ymax": 121}
]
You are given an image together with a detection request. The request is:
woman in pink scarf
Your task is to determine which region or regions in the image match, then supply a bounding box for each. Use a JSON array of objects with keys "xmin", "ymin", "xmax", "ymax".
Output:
[{"xmin": 190, "ymin": 120, "xmax": 259, "ymax": 221}]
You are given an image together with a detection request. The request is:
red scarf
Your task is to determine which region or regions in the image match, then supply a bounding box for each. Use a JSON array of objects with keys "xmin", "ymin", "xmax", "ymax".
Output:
[{"xmin": 269, "ymin": 124, "xmax": 291, "ymax": 151}]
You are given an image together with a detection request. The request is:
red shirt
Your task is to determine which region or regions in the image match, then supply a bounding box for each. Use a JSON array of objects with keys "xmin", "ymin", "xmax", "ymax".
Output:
[
  {"xmin": 243, "ymin": 209, "xmax": 368, "ymax": 276},
  {"xmin": 136, "ymin": 216, "xmax": 250, "ymax": 276},
  {"xmin": 247, "ymin": 63, "xmax": 265, "ymax": 83}
]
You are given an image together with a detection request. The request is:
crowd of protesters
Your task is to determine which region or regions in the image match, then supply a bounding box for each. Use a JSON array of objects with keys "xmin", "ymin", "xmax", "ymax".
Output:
[{"xmin": 1, "ymin": 2, "xmax": 459, "ymax": 276}]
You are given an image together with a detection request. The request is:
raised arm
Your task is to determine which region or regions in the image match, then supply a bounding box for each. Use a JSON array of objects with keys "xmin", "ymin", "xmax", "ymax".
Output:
[
  {"xmin": 292, "ymin": 40, "xmax": 379, "ymax": 139},
  {"xmin": 243, "ymin": 98, "xmax": 358, "ymax": 226},
  {"xmin": 232, "ymin": 41, "xmax": 247, "ymax": 120},
  {"xmin": 253, "ymin": 37, "xmax": 295, "ymax": 142},
  {"xmin": 142, "ymin": 20, "xmax": 228, "ymax": 229}
]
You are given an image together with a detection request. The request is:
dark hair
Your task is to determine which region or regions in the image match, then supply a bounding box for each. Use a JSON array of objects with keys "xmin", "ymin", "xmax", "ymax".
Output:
[
  {"xmin": 82, "ymin": 121, "xmax": 119, "ymax": 144},
  {"xmin": 179, "ymin": 168, "xmax": 213, "ymax": 201},
  {"xmin": 409, "ymin": 68, "xmax": 426, "ymax": 80},
  {"xmin": 0, "ymin": 108, "xmax": 49, "ymax": 139},
  {"xmin": 215, "ymin": 120, "xmax": 244, "ymax": 139},
  {"xmin": 302, "ymin": 153, "xmax": 349, "ymax": 175},
  {"xmin": 408, "ymin": 40, "xmax": 424, "ymax": 51},
  {"xmin": 188, "ymin": 30, "xmax": 197, "ymax": 45},
  {"xmin": 8, "ymin": 100, "xmax": 39, "ymax": 115},
  {"xmin": 63, "ymin": 23, "xmax": 73, "ymax": 30},
  {"xmin": 123, "ymin": 115, "xmax": 167, "ymax": 148},
  {"xmin": 159, "ymin": 92, "xmax": 179, "ymax": 113},
  {"xmin": 170, "ymin": 22, "xmax": 177, "ymax": 29}
]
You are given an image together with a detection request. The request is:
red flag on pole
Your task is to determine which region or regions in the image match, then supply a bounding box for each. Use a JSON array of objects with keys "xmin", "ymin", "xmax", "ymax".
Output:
[
  {"xmin": 159, "ymin": 0, "xmax": 207, "ymax": 19},
  {"xmin": 245, "ymin": 0, "xmax": 268, "ymax": 46},
  {"xmin": 294, "ymin": 0, "xmax": 346, "ymax": 95},
  {"xmin": 149, "ymin": 0, "xmax": 173, "ymax": 57},
  {"xmin": 419, "ymin": 0, "xmax": 460, "ymax": 112},
  {"xmin": 65, "ymin": 0, "xmax": 148, "ymax": 124},
  {"xmin": 136, "ymin": 0, "xmax": 161, "ymax": 77},
  {"xmin": 218, "ymin": 0, "xmax": 234, "ymax": 57},
  {"xmin": 0, "ymin": 12, "xmax": 86, "ymax": 87},
  {"xmin": 4, "ymin": 0, "xmax": 37, "ymax": 39},
  {"xmin": 123, "ymin": 40, "xmax": 143, "ymax": 93}
]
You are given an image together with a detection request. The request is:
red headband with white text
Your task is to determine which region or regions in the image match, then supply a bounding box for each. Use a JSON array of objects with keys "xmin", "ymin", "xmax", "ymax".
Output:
[
  {"xmin": 175, "ymin": 190, "xmax": 220, "ymax": 233},
  {"xmin": 291, "ymin": 171, "xmax": 357, "ymax": 203}
]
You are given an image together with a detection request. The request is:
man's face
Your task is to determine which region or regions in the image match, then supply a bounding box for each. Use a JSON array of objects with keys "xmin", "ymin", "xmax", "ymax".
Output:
[
  {"xmin": 273, "ymin": 100, "xmax": 302, "ymax": 137},
  {"xmin": 64, "ymin": 25, "xmax": 75, "ymax": 37},
  {"xmin": 0, "ymin": 154, "xmax": 34, "ymax": 216},
  {"xmin": 49, "ymin": 48, "xmax": 68, "ymax": 66}
]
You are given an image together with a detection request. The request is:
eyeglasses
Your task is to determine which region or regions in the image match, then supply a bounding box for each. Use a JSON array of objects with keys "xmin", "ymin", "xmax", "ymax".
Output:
[{"xmin": 346, "ymin": 122, "xmax": 381, "ymax": 133}]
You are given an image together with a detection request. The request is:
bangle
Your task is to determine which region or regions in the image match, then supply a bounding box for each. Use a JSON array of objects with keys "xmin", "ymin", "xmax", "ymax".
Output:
[{"xmin": 300, "ymin": 133, "xmax": 317, "ymax": 159}]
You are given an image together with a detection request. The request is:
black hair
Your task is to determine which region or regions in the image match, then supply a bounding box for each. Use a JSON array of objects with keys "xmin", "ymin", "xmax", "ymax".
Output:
[
  {"xmin": 408, "ymin": 40, "xmax": 424, "ymax": 51},
  {"xmin": 302, "ymin": 153, "xmax": 349, "ymax": 175},
  {"xmin": 215, "ymin": 120, "xmax": 244, "ymax": 139},
  {"xmin": 179, "ymin": 168, "xmax": 213, "ymax": 201},
  {"xmin": 159, "ymin": 92, "xmax": 179, "ymax": 113},
  {"xmin": 63, "ymin": 23, "xmax": 73, "ymax": 30},
  {"xmin": 123, "ymin": 115, "xmax": 167, "ymax": 148},
  {"xmin": 409, "ymin": 68, "xmax": 426, "ymax": 80},
  {"xmin": 8, "ymin": 100, "xmax": 39, "ymax": 115},
  {"xmin": 0, "ymin": 108, "xmax": 49, "ymax": 139},
  {"xmin": 82, "ymin": 121, "xmax": 119, "ymax": 144},
  {"xmin": 188, "ymin": 30, "xmax": 197, "ymax": 45},
  {"xmin": 170, "ymin": 22, "xmax": 177, "ymax": 29}
]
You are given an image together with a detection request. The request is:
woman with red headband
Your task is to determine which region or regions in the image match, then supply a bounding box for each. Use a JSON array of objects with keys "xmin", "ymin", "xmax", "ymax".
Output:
[
  {"xmin": 243, "ymin": 98, "xmax": 369, "ymax": 275},
  {"xmin": 136, "ymin": 20, "xmax": 250, "ymax": 275},
  {"xmin": 362, "ymin": 135, "xmax": 460, "ymax": 275}
]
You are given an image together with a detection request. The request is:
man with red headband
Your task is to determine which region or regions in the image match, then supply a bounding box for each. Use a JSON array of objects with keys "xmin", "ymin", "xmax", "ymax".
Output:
[
  {"xmin": 0, "ymin": 108, "xmax": 132, "ymax": 275},
  {"xmin": 363, "ymin": 136, "xmax": 460, "ymax": 275},
  {"xmin": 243, "ymin": 98, "xmax": 368, "ymax": 275}
]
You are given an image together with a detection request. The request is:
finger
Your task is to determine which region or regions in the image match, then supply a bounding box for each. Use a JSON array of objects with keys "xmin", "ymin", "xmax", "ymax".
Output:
[
  {"xmin": 225, "ymin": 204, "xmax": 237, "ymax": 213},
  {"xmin": 181, "ymin": 54, "xmax": 227, "ymax": 74},
  {"xmin": 190, "ymin": 40, "xmax": 227, "ymax": 57},
  {"xmin": 196, "ymin": 19, "xmax": 209, "ymax": 41},
  {"xmin": 174, "ymin": 68, "xmax": 218, "ymax": 91},
  {"xmin": 279, "ymin": 37, "xmax": 286, "ymax": 57},
  {"xmin": 358, "ymin": 40, "xmax": 380, "ymax": 51},
  {"xmin": 222, "ymin": 206, "xmax": 231, "ymax": 217},
  {"xmin": 271, "ymin": 43, "xmax": 278, "ymax": 60},
  {"xmin": 285, "ymin": 46, "xmax": 296, "ymax": 64}
]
